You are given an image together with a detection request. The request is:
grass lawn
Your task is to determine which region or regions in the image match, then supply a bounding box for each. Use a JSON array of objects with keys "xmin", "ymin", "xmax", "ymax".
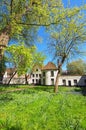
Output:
[{"xmin": 0, "ymin": 85, "xmax": 86, "ymax": 130}]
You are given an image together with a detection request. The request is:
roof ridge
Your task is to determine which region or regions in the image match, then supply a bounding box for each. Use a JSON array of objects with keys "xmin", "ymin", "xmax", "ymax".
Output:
[{"xmin": 42, "ymin": 62, "xmax": 58, "ymax": 70}]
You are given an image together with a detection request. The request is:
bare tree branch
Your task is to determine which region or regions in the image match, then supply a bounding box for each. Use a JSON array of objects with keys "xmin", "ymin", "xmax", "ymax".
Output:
[{"xmin": 10, "ymin": 0, "xmax": 13, "ymax": 15}]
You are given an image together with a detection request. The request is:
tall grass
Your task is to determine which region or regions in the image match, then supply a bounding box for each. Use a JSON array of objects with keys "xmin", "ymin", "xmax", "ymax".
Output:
[{"xmin": 0, "ymin": 86, "xmax": 86, "ymax": 130}]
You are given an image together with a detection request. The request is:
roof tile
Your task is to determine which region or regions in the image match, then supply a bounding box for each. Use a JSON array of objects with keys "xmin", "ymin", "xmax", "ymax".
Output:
[{"xmin": 42, "ymin": 62, "xmax": 57, "ymax": 70}]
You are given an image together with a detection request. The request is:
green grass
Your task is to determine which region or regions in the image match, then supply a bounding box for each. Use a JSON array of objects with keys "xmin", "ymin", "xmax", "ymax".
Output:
[
  {"xmin": 0, "ymin": 85, "xmax": 86, "ymax": 130},
  {"xmin": 0, "ymin": 85, "xmax": 30, "ymax": 92}
]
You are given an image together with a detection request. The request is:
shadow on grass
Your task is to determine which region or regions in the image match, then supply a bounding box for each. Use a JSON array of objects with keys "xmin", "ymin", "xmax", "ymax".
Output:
[
  {"xmin": 0, "ymin": 84, "xmax": 22, "ymax": 88},
  {"xmin": 14, "ymin": 86, "xmax": 54, "ymax": 95},
  {"xmin": 0, "ymin": 85, "xmax": 21, "ymax": 93},
  {"xmin": 0, "ymin": 93, "xmax": 14, "ymax": 102},
  {"xmin": 33, "ymin": 86, "xmax": 54, "ymax": 92},
  {"xmin": 1, "ymin": 84, "xmax": 86, "ymax": 96},
  {"xmin": 6, "ymin": 126, "xmax": 22, "ymax": 130},
  {"xmin": 0, "ymin": 121, "xmax": 22, "ymax": 130},
  {"xmin": 74, "ymin": 87, "xmax": 86, "ymax": 96}
]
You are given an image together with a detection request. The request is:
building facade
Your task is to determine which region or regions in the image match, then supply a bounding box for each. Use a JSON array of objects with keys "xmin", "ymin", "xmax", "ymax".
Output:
[
  {"xmin": 30, "ymin": 65, "xmax": 42, "ymax": 84},
  {"xmin": 41, "ymin": 62, "xmax": 58, "ymax": 85},
  {"xmin": 59, "ymin": 75, "xmax": 86, "ymax": 86},
  {"xmin": 3, "ymin": 62, "xmax": 86, "ymax": 86}
]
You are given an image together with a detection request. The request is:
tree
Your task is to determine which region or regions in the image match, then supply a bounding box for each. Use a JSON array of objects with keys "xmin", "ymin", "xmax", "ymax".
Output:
[
  {"xmin": 67, "ymin": 59, "xmax": 86, "ymax": 75},
  {"xmin": 47, "ymin": 5, "xmax": 86, "ymax": 93},
  {"xmin": 6, "ymin": 44, "xmax": 45, "ymax": 84},
  {"xmin": 0, "ymin": 0, "xmax": 63, "ymax": 81},
  {"xmin": 0, "ymin": 0, "xmax": 63, "ymax": 46},
  {"xmin": 0, "ymin": 56, "xmax": 6, "ymax": 83}
]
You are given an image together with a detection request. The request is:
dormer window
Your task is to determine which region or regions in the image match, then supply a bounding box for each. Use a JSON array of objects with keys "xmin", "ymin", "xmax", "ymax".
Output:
[{"xmin": 36, "ymin": 69, "xmax": 38, "ymax": 71}]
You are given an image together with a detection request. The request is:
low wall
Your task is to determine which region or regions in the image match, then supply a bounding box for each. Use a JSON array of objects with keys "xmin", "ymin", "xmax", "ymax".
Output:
[
  {"xmin": 59, "ymin": 75, "xmax": 86, "ymax": 86},
  {"xmin": 3, "ymin": 77, "xmax": 31, "ymax": 84}
]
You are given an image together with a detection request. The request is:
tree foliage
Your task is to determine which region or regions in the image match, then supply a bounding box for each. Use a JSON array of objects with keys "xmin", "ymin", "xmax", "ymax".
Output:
[
  {"xmin": 0, "ymin": 0, "xmax": 63, "ymax": 45},
  {"xmin": 48, "ymin": 7, "xmax": 86, "ymax": 62},
  {"xmin": 47, "ymin": 4, "xmax": 86, "ymax": 92},
  {"xmin": 6, "ymin": 44, "xmax": 45, "ymax": 76},
  {"xmin": 67, "ymin": 59, "xmax": 86, "ymax": 75}
]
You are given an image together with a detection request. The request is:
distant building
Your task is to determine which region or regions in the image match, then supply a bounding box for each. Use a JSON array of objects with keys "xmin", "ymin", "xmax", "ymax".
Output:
[
  {"xmin": 3, "ymin": 62, "xmax": 86, "ymax": 86},
  {"xmin": 59, "ymin": 75, "xmax": 86, "ymax": 86},
  {"xmin": 30, "ymin": 64, "xmax": 42, "ymax": 85},
  {"xmin": 41, "ymin": 62, "xmax": 58, "ymax": 85},
  {"xmin": 3, "ymin": 68, "xmax": 17, "ymax": 78}
]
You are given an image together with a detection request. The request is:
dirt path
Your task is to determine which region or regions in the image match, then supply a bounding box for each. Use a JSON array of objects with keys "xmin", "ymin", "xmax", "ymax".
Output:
[{"xmin": 0, "ymin": 86, "xmax": 34, "ymax": 94}]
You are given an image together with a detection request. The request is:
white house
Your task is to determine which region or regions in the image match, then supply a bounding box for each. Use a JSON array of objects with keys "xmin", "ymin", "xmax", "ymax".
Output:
[
  {"xmin": 30, "ymin": 62, "xmax": 86, "ymax": 86},
  {"xmin": 41, "ymin": 62, "xmax": 58, "ymax": 85},
  {"xmin": 3, "ymin": 62, "xmax": 86, "ymax": 86},
  {"xmin": 30, "ymin": 62, "xmax": 58, "ymax": 85},
  {"xmin": 30, "ymin": 65, "xmax": 42, "ymax": 84},
  {"xmin": 59, "ymin": 75, "xmax": 86, "ymax": 86}
]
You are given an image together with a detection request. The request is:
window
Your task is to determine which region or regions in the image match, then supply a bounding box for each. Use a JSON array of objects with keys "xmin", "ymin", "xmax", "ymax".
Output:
[
  {"xmin": 36, "ymin": 74, "xmax": 38, "ymax": 77},
  {"xmin": 36, "ymin": 79, "xmax": 38, "ymax": 83},
  {"xmin": 39, "ymin": 79, "xmax": 41, "ymax": 84},
  {"xmin": 36, "ymin": 69, "xmax": 38, "ymax": 71},
  {"xmin": 33, "ymin": 74, "xmax": 34, "ymax": 77},
  {"xmin": 74, "ymin": 80, "xmax": 77, "ymax": 86},
  {"xmin": 51, "ymin": 71, "xmax": 54, "ymax": 77},
  {"xmin": 84, "ymin": 79, "xmax": 86, "ymax": 84},
  {"xmin": 32, "ymin": 79, "xmax": 34, "ymax": 83},
  {"xmin": 43, "ymin": 72, "xmax": 45, "ymax": 77},
  {"xmin": 43, "ymin": 78, "xmax": 45, "ymax": 85},
  {"xmin": 39, "ymin": 74, "xmax": 41, "ymax": 78},
  {"xmin": 62, "ymin": 79, "xmax": 66, "ymax": 86},
  {"xmin": 68, "ymin": 80, "xmax": 71, "ymax": 86},
  {"xmin": 51, "ymin": 79, "xmax": 54, "ymax": 85}
]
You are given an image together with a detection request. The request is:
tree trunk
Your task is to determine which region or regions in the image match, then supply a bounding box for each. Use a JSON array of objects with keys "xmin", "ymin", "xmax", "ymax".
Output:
[
  {"xmin": 0, "ymin": 31, "xmax": 9, "ymax": 46},
  {"xmin": 54, "ymin": 66, "xmax": 61, "ymax": 93},
  {"xmin": 0, "ymin": 74, "xmax": 3, "ymax": 84},
  {"xmin": 54, "ymin": 58, "xmax": 62, "ymax": 93},
  {"xmin": 54, "ymin": 56, "xmax": 66, "ymax": 93},
  {"xmin": 0, "ymin": 56, "xmax": 6, "ymax": 84},
  {"xmin": 0, "ymin": 30, "xmax": 10, "ymax": 83},
  {"xmin": 0, "ymin": 29, "xmax": 10, "ymax": 60},
  {"xmin": 25, "ymin": 74, "xmax": 28, "ymax": 84},
  {"xmin": 7, "ymin": 71, "xmax": 17, "ymax": 85}
]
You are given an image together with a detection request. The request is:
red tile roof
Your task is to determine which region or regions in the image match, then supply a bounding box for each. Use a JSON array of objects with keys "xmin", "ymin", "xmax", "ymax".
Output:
[
  {"xmin": 6, "ymin": 68, "xmax": 16, "ymax": 74},
  {"xmin": 42, "ymin": 62, "xmax": 57, "ymax": 70}
]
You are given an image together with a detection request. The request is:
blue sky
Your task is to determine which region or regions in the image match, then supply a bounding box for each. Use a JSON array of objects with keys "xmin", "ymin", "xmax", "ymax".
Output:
[
  {"xmin": 35, "ymin": 0, "xmax": 86, "ymax": 70},
  {"xmin": 8, "ymin": 0, "xmax": 86, "ymax": 69},
  {"xmin": 63, "ymin": 0, "xmax": 86, "ymax": 7}
]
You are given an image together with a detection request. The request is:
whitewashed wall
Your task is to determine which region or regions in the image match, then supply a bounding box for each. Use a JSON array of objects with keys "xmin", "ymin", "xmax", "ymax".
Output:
[
  {"xmin": 30, "ymin": 67, "xmax": 42, "ymax": 84},
  {"xmin": 59, "ymin": 75, "xmax": 86, "ymax": 86},
  {"xmin": 41, "ymin": 70, "xmax": 58, "ymax": 85},
  {"xmin": 3, "ymin": 70, "xmax": 86, "ymax": 86}
]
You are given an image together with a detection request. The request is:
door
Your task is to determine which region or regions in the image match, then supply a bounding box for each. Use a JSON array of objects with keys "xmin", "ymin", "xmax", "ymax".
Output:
[
  {"xmin": 43, "ymin": 78, "xmax": 45, "ymax": 85},
  {"xmin": 68, "ymin": 80, "xmax": 71, "ymax": 86}
]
